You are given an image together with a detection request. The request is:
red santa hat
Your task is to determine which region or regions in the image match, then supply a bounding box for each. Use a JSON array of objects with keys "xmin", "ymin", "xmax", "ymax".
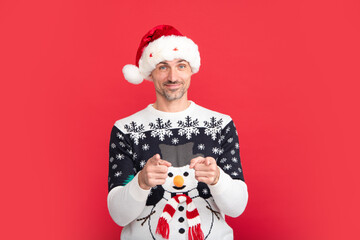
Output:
[{"xmin": 122, "ymin": 25, "xmax": 201, "ymax": 84}]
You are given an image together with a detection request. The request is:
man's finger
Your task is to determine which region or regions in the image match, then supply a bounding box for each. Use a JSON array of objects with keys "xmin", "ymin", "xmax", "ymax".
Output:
[
  {"xmin": 189, "ymin": 156, "xmax": 205, "ymax": 168},
  {"xmin": 158, "ymin": 159, "xmax": 172, "ymax": 167}
]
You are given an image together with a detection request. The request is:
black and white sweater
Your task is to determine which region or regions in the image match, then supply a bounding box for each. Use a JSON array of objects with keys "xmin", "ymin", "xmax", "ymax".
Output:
[{"xmin": 107, "ymin": 101, "xmax": 248, "ymax": 240}]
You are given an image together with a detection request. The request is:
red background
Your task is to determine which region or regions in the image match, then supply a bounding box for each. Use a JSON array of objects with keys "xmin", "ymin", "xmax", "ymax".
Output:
[{"xmin": 1, "ymin": 0, "xmax": 359, "ymax": 239}]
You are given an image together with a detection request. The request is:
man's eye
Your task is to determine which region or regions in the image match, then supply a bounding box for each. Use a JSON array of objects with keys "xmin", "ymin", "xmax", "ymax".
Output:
[
  {"xmin": 159, "ymin": 66, "xmax": 167, "ymax": 70},
  {"xmin": 178, "ymin": 64, "xmax": 186, "ymax": 69}
]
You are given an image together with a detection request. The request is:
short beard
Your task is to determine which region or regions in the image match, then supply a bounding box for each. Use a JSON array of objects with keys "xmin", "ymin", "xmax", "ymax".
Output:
[{"xmin": 156, "ymin": 81, "xmax": 186, "ymax": 101}]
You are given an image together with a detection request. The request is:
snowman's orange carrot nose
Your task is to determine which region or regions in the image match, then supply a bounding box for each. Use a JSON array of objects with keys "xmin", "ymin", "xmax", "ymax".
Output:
[{"xmin": 173, "ymin": 175, "xmax": 184, "ymax": 187}]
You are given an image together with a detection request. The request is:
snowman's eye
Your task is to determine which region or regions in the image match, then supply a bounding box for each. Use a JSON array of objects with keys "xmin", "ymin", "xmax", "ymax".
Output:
[
  {"xmin": 168, "ymin": 172, "xmax": 173, "ymax": 177},
  {"xmin": 183, "ymin": 172, "xmax": 189, "ymax": 177}
]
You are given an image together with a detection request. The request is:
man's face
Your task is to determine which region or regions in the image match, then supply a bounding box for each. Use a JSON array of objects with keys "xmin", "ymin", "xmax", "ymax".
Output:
[{"xmin": 149, "ymin": 59, "xmax": 192, "ymax": 102}]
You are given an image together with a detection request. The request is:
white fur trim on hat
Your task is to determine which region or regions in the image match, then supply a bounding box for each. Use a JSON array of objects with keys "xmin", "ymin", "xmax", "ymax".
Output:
[
  {"xmin": 122, "ymin": 64, "xmax": 144, "ymax": 84},
  {"xmin": 139, "ymin": 35, "xmax": 200, "ymax": 81}
]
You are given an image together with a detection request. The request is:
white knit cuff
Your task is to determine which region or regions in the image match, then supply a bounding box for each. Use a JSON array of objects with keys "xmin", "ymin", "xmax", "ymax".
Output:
[
  {"xmin": 208, "ymin": 167, "xmax": 232, "ymax": 196},
  {"xmin": 128, "ymin": 173, "xmax": 151, "ymax": 201}
]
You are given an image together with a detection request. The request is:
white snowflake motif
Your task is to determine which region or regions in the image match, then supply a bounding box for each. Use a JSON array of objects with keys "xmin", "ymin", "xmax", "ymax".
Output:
[
  {"xmin": 109, "ymin": 183, "xmax": 114, "ymax": 189},
  {"xmin": 178, "ymin": 127, "xmax": 200, "ymax": 140},
  {"xmin": 119, "ymin": 141, "xmax": 126, "ymax": 148},
  {"xmin": 142, "ymin": 144, "xmax": 150, "ymax": 151},
  {"xmin": 149, "ymin": 118, "xmax": 173, "ymax": 141},
  {"xmin": 109, "ymin": 157, "xmax": 114, "ymax": 163},
  {"xmin": 114, "ymin": 171, "xmax": 122, "ymax": 177},
  {"xmin": 220, "ymin": 158, "xmax": 227, "ymax": 163},
  {"xmin": 108, "ymin": 177, "xmax": 111, "ymax": 183},
  {"xmin": 231, "ymin": 157, "xmax": 238, "ymax": 163},
  {"xmin": 204, "ymin": 117, "xmax": 223, "ymax": 141},
  {"xmin": 151, "ymin": 129, "xmax": 173, "ymax": 141},
  {"xmin": 224, "ymin": 164, "xmax": 232, "ymax": 170},
  {"xmin": 132, "ymin": 153, "xmax": 138, "ymax": 160},
  {"xmin": 202, "ymin": 189, "xmax": 209, "ymax": 195},
  {"xmin": 124, "ymin": 122, "xmax": 146, "ymax": 145},
  {"xmin": 197, "ymin": 144, "xmax": 205, "ymax": 150},
  {"xmin": 177, "ymin": 116, "xmax": 200, "ymax": 140},
  {"xmin": 231, "ymin": 171, "xmax": 239, "ymax": 177},
  {"xmin": 116, "ymin": 132, "xmax": 124, "ymax": 140},
  {"xmin": 171, "ymin": 138, "xmax": 179, "ymax": 145},
  {"xmin": 116, "ymin": 154, "xmax": 125, "ymax": 160},
  {"xmin": 227, "ymin": 137, "xmax": 233, "ymax": 143},
  {"xmin": 111, "ymin": 143, "xmax": 116, "ymax": 149},
  {"xmin": 235, "ymin": 143, "xmax": 239, "ymax": 149},
  {"xmin": 218, "ymin": 135, "xmax": 225, "ymax": 144},
  {"xmin": 226, "ymin": 126, "xmax": 231, "ymax": 134},
  {"xmin": 127, "ymin": 149, "xmax": 133, "ymax": 155},
  {"xmin": 130, "ymin": 132, "xmax": 146, "ymax": 145},
  {"xmin": 231, "ymin": 149, "xmax": 236, "ymax": 155},
  {"xmin": 218, "ymin": 148, "xmax": 224, "ymax": 155},
  {"xmin": 112, "ymin": 164, "xmax": 117, "ymax": 169},
  {"xmin": 212, "ymin": 147, "xmax": 220, "ymax": 154},
  {"xmin": 140, "ymin": 160, "xmax": 146, "ymax": 168},
  {"xmin": 238, "ymin": 168, "xmax": 242, "ymax": 173}
]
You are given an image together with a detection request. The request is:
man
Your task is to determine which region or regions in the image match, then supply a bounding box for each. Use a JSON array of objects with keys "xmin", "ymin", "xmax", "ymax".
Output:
[{"xmin": 107, "ymin": 25, "xmax": 248, "ymax": 240}]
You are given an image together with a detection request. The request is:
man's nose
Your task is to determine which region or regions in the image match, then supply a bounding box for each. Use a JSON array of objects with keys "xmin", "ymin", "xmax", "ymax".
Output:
[{"xmin": 168, "ymin": 68, "xmax": 178, "ymax": 82}]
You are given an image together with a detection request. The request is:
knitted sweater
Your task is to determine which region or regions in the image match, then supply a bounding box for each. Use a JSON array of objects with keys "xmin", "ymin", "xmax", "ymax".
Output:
[{"xmin": 107, "ymin": 101, "xmax": 248, "ymax": 240}]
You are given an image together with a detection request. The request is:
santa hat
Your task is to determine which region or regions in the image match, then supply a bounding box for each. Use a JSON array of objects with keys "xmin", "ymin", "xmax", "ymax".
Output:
[{"xmin": 122, "ymin": 25, "xmax": 201, "ymax": 84}]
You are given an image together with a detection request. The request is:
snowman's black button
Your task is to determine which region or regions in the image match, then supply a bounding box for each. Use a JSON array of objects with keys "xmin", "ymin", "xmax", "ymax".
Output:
[
  {"xmin": 179, "ymin": 228, "xmax": 185, "ymax": 234},
  {"xmin": 178, "ymin": 206, "xmax": 184, "ymax": 211},
  {"xmin": 178, "ymin": 217, "xmax": 184, "ymax": 223}
]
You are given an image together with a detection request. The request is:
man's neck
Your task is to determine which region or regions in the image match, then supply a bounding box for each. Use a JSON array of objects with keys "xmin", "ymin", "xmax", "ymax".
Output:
[{"xmin": 153, "ymin": 97, "xmax": 191, "ymax": 113}]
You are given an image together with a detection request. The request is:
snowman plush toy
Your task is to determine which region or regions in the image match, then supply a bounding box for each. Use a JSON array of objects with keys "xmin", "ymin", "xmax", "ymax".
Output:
[{"xmin": 127, "ymin": 142, "xmax": 234, "ymax": 240}]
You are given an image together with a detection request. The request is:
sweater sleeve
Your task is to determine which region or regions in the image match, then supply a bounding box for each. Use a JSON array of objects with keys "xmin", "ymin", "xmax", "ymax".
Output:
[
  {"xmin": 107, "ymin": 125, "xmax": 150, "ymax": 226},
  {"xmin": 208, "ymin": 120, "xmax": 248, "ymax": 217}
]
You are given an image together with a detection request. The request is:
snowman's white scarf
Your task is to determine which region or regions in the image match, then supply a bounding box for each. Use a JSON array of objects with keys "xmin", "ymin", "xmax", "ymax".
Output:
[{"xmin": 156, "ymin": 194, "xmax": 204, "ymax": 240}]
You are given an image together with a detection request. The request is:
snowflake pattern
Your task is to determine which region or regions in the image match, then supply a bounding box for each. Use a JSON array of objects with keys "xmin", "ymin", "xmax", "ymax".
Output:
[
  {"xmin": 112, "ymin": 164, "xmax": 118, "ymax": 169},
  {"xmin": 212, "ymin": 147, "xmax": 224, "ymax": 155},
  {"xmin": 132, "ymin": 153, "xmax": 138, "ymax": 160},
  {"xmin": 140, "ymin": 160, "xmax": 146, "ymax": 168},
  {"xmin": 116, "ymin": 154, "xmax": 125, "ymax": 160},
  {"xmin": 224, "ymin": 164, "xmax": 232, "ymax": 170},
  {"xmin": 226, "ymin": 126, "xmax": 231, "ymax": 134},
  {"xmin": 119, "ymin": 141, "xmax": 126, "ymax": 148},
  {"xmin": 204, "ymin": 117, "xmax": 223, "ymax": 141},
  {"xmin": 231, "ymin": 171, "xmax": 239, "ymax": 177},
  {"xmin": 114, "ymin": 171, "xmax": 122, "ymax": 177},
  {"xmin": 231, "ymin": 149, "xmax": 236, "ymax": 155},
  {"xmin": 109, "ymin": 157, "xmax": 114, "ymax": 163},
  {"xmin": 202, "ymin": 189, "xmax": 209, "ymax": 195},
  {"xmin": 220, "ymin": 158, "xmax": 227, "ymax": 163},
  {"xmin": 111, "ymin": 143, "xmax": 116, "ymax": 149},
  {"xmin": 171, "ymin": 138, "xmax": 179, "ymax": 145},
  {"xmin": 227, "ymin": 137, "xmax": 233, "ymax": 143},
  {"xmin": 218, "ymin": 135, "xmax": 225, "ymax": 144},
  {"xmin": 197, "ymin": 144, "xmax": 205, "ymax": 150},
  {"xmin": 231, "ymin": 157, "xmax": 238, "ymax": 163},
  {"xmin": 212, "ymin": 147, "xmax": 220, "ymax": 154},
  {"xmin": 149, "ymin": 118, "xmax": 173, "ymax": 141},
  {"xmin": 177, "ymin": 116, "xmax": 200, "ymax": 140},
  {"xmin": 124, "ymin": 121, "xmax": 146, "ymax": 145},
  {"xmin": 116, "ymin": 132, "xmax": 124, "ymax": 140},
  {"xmin": 142, "ymin": 144, "xmax": 150, "ymax": 151},
  {"xmin": 235, "ymin": 143, "xmax": 239, "ymax": 149}
]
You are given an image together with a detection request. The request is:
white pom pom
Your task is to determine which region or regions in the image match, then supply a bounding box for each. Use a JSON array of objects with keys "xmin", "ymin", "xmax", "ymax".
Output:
[{"xmin": 122, "ymin": 64, "xmax": 144, "ymax": 84}]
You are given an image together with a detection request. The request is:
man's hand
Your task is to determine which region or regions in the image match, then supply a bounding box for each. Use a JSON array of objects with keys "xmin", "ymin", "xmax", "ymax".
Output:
[
  {"xmin": 189, "ymin": 156, "xmax": 220, "ymax": 185},
  {"xmin": 138, "ymin": 154, "xmax": 172, "ymax": 190}
]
